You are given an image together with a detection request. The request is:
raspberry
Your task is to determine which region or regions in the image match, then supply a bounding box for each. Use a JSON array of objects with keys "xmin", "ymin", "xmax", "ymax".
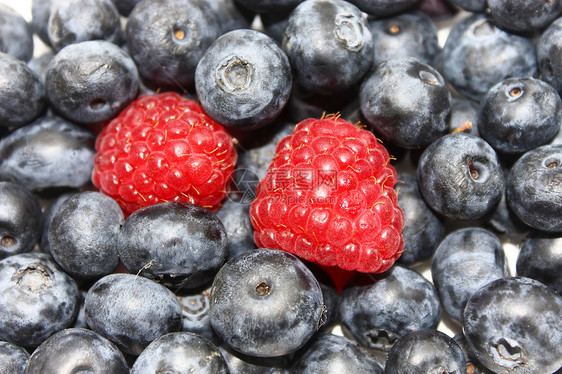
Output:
[
  {"xmin": 92, "ymin": 92, "xmax": 237, "ymax": 216},
  {"xmin": 250, "ymin": 116, "xmax": 404, "ymax": 288}
]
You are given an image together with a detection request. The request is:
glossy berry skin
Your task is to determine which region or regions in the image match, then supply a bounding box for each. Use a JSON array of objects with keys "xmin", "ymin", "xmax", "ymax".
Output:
[
  {"xmin": 385, "ymin": 329, "xmax": 467, "ymax": 374},
  {"xmin": 292, "ymin": 334, "xmax": 384, "ymax": 373},
  {"xmin": 118, "ymin": 201, "xmax": 228, "ymax": 290},
  {"xmin": 347, "ymin": 0, "xmax": 418, "ymax": 18},
  {"xmin": 92, "ymin": 92, "xmax": 237, "ymax": 216},
  {"xmin": 0, "ymin": 115, "xmax": 95, "ymax": 191},
  {"xmin": 47, "ymin": 0, "xmax": 122, "ymax": 52},
  {"xmin": 506, "ymin": 144, "xmax": 562, "ymax": 232},
  {"xmin": 360, "ymin": 57, "xmax": 451, "ymax": 149},
  {"xmin": 195, "ymin": 29, "xmax": 292, "ymax": 130},
  {"xmin": 478, "ymin": 77, "xmax": 562, "ymax": 155},
  {"xmin": 0, "ymin": 253, "xmax": 80, "ymax": 348},
  {"xmin": 46, "ymin": 40, "xmax": 139, "ymax": 126},
  {"xmin": 0, "ymin": 52, "xmax": 46, "ymax": 129},
  {"xmin": 25, "ymin": 328, "xmax": 129, "ymax": 374},
  {"xmin": 250, "ymin": 117, "xmax": 404, "ymax": 275},
  {"xmin": 339, "ymin": 265, "xmax": 441, "ymax": 352},
  {"xmin": 0, "ymin": 341, "xmax": 29, "ymax": 374},
  {"xmin": 40, "ymin": 192, "xmax": 75, "ymax": 255},
  {"xmin": 0, "ymin": 182, "xmax": 43, "ymax": 259},
  {"xmin": 517, "ymin": 231, "xmax": 562, "ymax": 294},
  {"xmin": 126, "ymin": 0, "xmax": 221, "ymax": 90},
  {"xmin": 441, "ymin": 14, "xmax": 538, "ymax": 102},
  {"xmin": 431, "ymin": 227, "xmax": 509, "ymax": 322},
  {"xmin": 131, "ymin": 332, "xmax": 228, "ymax": 374},
  {"xmin": 395, "ymin": 173, "xmax": 444, "ymax": 266},
  {"xmin": 84, "ymin": 273, "xmax": 183, "ymax": 356},
  {"xmin": 417, "ymin": 132, "xmax": 505, "ymax": 221},
  {"xmin": 537, "ymin": 17, "xmax": 562, "ymax": 96},
  {"xmin": 218, "ymin": 343, "xmax": 293, "ymax": 373},
  {"xmin": 210, "ymin": 249, "xmax": 324, "ymax": 358},
  {"xmin": 463, "ymin": 277, "xmax": 562, "ymax": 374},
  {"xmin": 487, "ymin": 0, "xmax": 562, "ymax": 34},
  {"xmin": 282, "ymin": 0, "xmax": 374, "ymax": 94},
  {"xmin": 0, "ymin": 5, "xmax": 33, "ymax": 62},
  {"xmin": 49, "ymin": 191, "xmax": 124, "ymax": 280}
]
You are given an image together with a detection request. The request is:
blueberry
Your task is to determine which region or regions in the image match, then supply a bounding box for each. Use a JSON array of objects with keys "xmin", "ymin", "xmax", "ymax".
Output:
[
  {"xmin": 292, "ymin": 333, "xmax": 384, "ymax": 373},
  {"xmin": 210, "ymin": 248, "xmax": 324, "ymax": 357},
  {"xmin": 440, "ymin": 14, "xmax": 538, "ymax": 102},
  {"xmin": 0, "ymin": 52, "xmax": 46, "ymax": 130},
  {"xmin": 463, "ymin": 277, "xmax": 562, "ymax": 374},
  {"xmin": 0, "ymin": 181, "xmax": 43, "ymax": 259},
  {"xmin": 0, "ymin": 341, "xmax": 29, "ymax": 374},
  {"xmin": 395, "ymin": 173, "xmax": 445, "ymax": 266},
  {"xmin": 40, "ymin": 192, "xmax": 76, "ymax": 255},
  {"xmin": 84, "ymin": 273, "xmax": 183, "ymax": 356},
  {"xmin": 338, "ymin": 265, "xmax": 441, "ymax": 352},
  {"xmin": 0, "ymin": 253, "xmax": 80, "ymax": 348},
  {"xmin": 31, "ymin": 0, "xmax": 66, "ymax": 46},
  {"xmin": 178, "ymin": 287, "xmax": 219, "ymax": 343},
  {"xmin": 261, "ymin": 9, "xmax": 293, "ymax": 44},
  {"xmin": 482, "ymin": 185, "xmax": 528, "ymax": 235},
  {"xmin": 417, "ymin": 132, "xmax": 505, "ymax": 220},
  {"xmin": 195, "ymin": 29, "xmax": 292, "ymax": 130},
  {"xmin": 0, "ymin": 5, "xmax": 33, "ymax": 62},
  {"xmin": 478, "ymin": 77, "xmax": 562, "ymax": 155},
  {"xmin": 537, "ymin": 17, "xmax": 562, "ymax": 96},
  {"xmin": 282, "ymin": 0, "xmax": 374, "ymax": 94},
  {"xmin": 368, "ymin": 11, "xmax": 440, "ymax": 67},
  {"xmin": 235, "ymin": 0, "xmax": 303, "ymax": 13},
  {"xmin": 431, "ymin": 227, "xmax": 509, "ymax": 322},
  {"xmin": 24, "ymin": 328, "xmax": 129, "ymax": 374},
  {"xmin": 126, "ymin": 0, "xmax": 222, "ymax": 91},
  {"xmin": 46, "ymin": 40, "xmax": 139, "ymax": 125},
  {"xmin": 130, "ymin": 332, "xmax": 228, "ymax": 373},
  {"xmin": 47, "ymin": 0, "xmax": 123, "ymax": 52},
  {"xmin": 193, "ymin": 0, "xmax": 253, "ymax": 35},
  {"xmin": 517, "ymin": 231, "xmax": 562, "ymax": 294},
  {"xmin": 26, "ymin": 51, "xmax": 55, "ymax": 84},
  {"xmin": 48, "ymin": 191, "xmax": 123, "ymax": 280},
  {"xmin": 384, "ymin": 329, "xmax": 467, "ymax": 374},
  {"xmin": 117, "ymin": 201, "xmax": 228, "ymax": 291},
  {"xmin": 0, "ymin": 115, "xmax": 96, "ymax": 191},
  {"xmin": 347, "ymin": 0, "xmax": 418, "ymax": 18},
  {"xmin": 453, "ymin": 333, "xmax": 495, "ymax": 374},
  {"xmin": 110, "ymin": 0, "xmax": 142, "ymax": 16},
  {"xmin": 506, "ymin": 144, "xmax": 562, "ymax": 232},
  {"xmin": 487, "ymin": 0, "xmax": 562, "ymax": 34},
  {"xmin": 219, "ymin": 343, "xmax": 293, "ymax": 373},
  {"xmin": 446, "ymin": 97, "xmax": 480, "ymax": 136},
  {"xmin": 360, "ymin": 57, "xmax": 451, "ymax": 149},
  {"xmin": 448, "ymin": 0, "xmax": 487, "ymax": 12},
  {"xmin": 215, "ymin": 199, "xmax": 255, "ymax": 260}
]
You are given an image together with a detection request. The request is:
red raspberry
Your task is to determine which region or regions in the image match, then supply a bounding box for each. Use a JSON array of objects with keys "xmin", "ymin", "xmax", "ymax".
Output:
[
  {"xmin": 250, "ymin": 116, "xmax": 404, "ymax": 288},
  {"xmin": 92, "ymin": 92, "xmax": 237, "ymax": 216}
]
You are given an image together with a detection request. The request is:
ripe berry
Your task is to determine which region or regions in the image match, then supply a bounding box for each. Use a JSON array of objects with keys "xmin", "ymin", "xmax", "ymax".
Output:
[{"xmin": 92, "ymin": 92, "xmax": 237, "ymax": 215}]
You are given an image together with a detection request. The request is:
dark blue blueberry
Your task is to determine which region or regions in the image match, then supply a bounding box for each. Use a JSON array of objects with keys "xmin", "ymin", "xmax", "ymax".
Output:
[
  {"xmin": 417, "ymin": 132, "xmax": 505, "ymax": 220},
  {"xmin": 506, "ymin": 144, "xmax": 562, "ymax": 232},
  {"xmin": 47, "ymin": 0, "xmax": 123, "ymax": 52},
  {"xmin": 453, "ymin": 333, "xmax": 495, "ymax": 374},
  {"xmin": 27, "ymin": 51, "xmax": 55, "ymax": 84},
  {"xmin": 110, "ymin": 0, "xmax": 142, "ymax": 16},
  {"xmin": 235, "ymin": 0, "xmax": 303, "ymax": 13},
  {"xmin": 368, "ymin": 11, "xmax": 440, "ymax": 67},
  {"xmin": 395, "ymin": 173, "xmax": 445, "ymax": 266},
  {"xmin": 440, "ymin": 14, "xmax": 538, "ymax": 102},
  {"xmin": 126, "ymin": 0, "xmax": 221, "ymax": 91},
  {"xmin": 0, "ymin": 115, "xmax": 96, "ymax": 191},
  {"xmin": 487, "ymin": 0, "xmax": 562, "ymax": 34},
  {"xmin": 415, "ymin": 0, "xmax": 459, "ymax": 20},
  {"xmin": 517, "ymin": 231, "xmax": 562, "ymax": 294},
  {"xmin": 195, "ymin": 29, "xmax": 292, "ymax": 130},
  {"xmin": 219, "ymin": 343, "xmax": 293, "ymax": 374},
  {"xmin": 431, "ymin": 227, "xmax": 509, "ymax": 322},
  {"xmin": 0, "ymin": 253, "xmax": 80, "ymax": 348},
  {"xmin": 0, "ymin": 52, "xmax": 46, "ymax": 130},
  {"xmin": 193, "ymin": 0, "xmax": 253, "ymax": 35},
  {"xmin": 40, "ymin": 191, "xmax": 76, "ymax": 255},
  {"xmin": 448, "ymin": 0, "xmax": 487, "ymax": 12},
  {"xmin": 482, "ymin": 185, "xmax": 528, "ymax": 235},
  {"xmin": 385, "ymin": 329, "xmax": 467, "ymax": 374},
  {"xmin": 25, "ymin": 328, "xmax": 129, "ymax": 374},
  {"xmin": 537, "ymin": 17, "xmax": 562, "ymax": 96},
  {"xmin": 347, "ymin": 0, "xmax": 418, "ymax": 17},
  {"xmin": 292, "ymin": 333, "xmax": 384, "ymax": 373},
  {"xmin": 463, "ymin": 277, "xmax": 562, "ymax": 374},
  {"xmin": 131, "ymin": 332, "xmax": 228, "ymax": 373},
  {"xmin": 0, "ymin": 341, "xmax": 29, "ymax": 374},
  {"xmin": 31, "ymin": 0, "xmax": 66, "ymax": 46},
  {"xmin": 338, "ymin": 265, "xmax": 441, "ymax": 352},
  {"xmin": 210, "ymin": 248, "xmax": 324, "ymax": 357},
  {"xmin": 0, "ymin": 5, "xmax": 33, "ymax": 62},
  {"xmin": 478, "ymin": 77, "xmax": 562, "ymax": 155},
  {"xmin": 287, "ymin": 85, "xmax": 358, "ymax": 123},
  {"xmin": 360, "ymin": 57, "xmax": 451, "ymax": 149},
  {"xmin": 84, "ymin": 273, "xmax": 182, "ymax": 356},
  {"xmin": 72, "ymin": 291, "xmax": 88, "ymax": 329},
  {"xmin": 215, "ymin": 199, "xmax": 255, "ymax": 260},
  {"xmin": 282, "ymin": 0, "xmax": 374, "ymax": 94},
  {"xmin": 447, "ymin": 97, "xmax": 480, "ymax": 136},
  {"xmin": 48, "ymin": 191, "xmax": 123, "ymax": 280},
  {"xmin": 178, "ymin": 287, "xmax": 219, "ymax": 343},
  {"xmin": 46, "ymin": 40, "xmax": 139, "ymax": 125},
  {"xmin": 261, "ymin": 9, "xmax": 292, "ymax": 44},
  {"xmin": 0, "ymin": 181, "xmax": 43, "ymax": 259},
  {"xmin": 117, "ymin": 201, "xmax": 228, "ymax": 291}
]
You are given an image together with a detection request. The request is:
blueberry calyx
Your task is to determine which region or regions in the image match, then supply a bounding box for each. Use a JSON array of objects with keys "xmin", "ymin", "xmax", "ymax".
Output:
[
  {"xmin": 492, "ymin": 338, "xmax": 524, "ymax": 369},
  {"xmin": 255, "ymin": 282, "xmax": 270, "ymax": 296},
  {"xmin": 1, "ymin": 236, "xmax": 15, "ymax": 248},
  {"xmin": 335, "ymin": 13, "xmax": 365, "ymax": 52},
  {"xmin": 471, "ymin": 19, "xmax": 497, "ymax": 38},
  {"xmin": 216, "ymin": 56, "xmax": 254, "ymax": 92},
  {"xmin": 14, "ymin": 264, "xmax": 53, "ymax": 293},
  {"xmin": 172, "ymin": 24, "xmax": 189, "ymax": 43}
]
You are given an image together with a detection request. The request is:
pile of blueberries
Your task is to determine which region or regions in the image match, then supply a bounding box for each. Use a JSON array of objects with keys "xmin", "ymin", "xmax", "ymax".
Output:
[{"xmin": 0, "ymin": 0, "xmax": 561, "ymax": 372}]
